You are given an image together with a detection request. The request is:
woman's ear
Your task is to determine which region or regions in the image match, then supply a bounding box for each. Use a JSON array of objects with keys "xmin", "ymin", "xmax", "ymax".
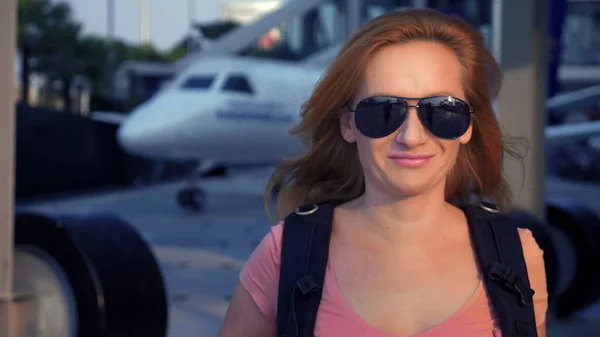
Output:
[
  {"xmin": 459, "ymin": 123, "xmax": 473, "ymax": 145},
  {"xmin": 339, "ymin": 110, "xmax": 357, "ymax": 143}
]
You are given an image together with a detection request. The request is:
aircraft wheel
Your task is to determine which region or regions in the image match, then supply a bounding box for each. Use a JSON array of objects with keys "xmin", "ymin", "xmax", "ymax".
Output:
[
  {"xmin": 546, "ymin": 198, "xmax": 600, "ymax": 318},
  {"xmin": 14, "ymin": 212, "xmax": 168, "ymax": 337},
  {"xmin": 177, "ymin": 186, "xmax": 205, "ymax": 213}
]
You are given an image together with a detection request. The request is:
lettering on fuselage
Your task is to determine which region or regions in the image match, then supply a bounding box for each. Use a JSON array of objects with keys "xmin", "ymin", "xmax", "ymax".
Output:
[{"xmin": 215, "ymin": 99, "xmax": 294, "ymax": 122}]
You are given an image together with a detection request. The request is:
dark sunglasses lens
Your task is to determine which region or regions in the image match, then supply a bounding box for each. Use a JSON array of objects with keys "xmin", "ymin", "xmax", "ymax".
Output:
[
  {"xmin": 417, "ymin": 97, "xmax": 471, "ymax": 139},
  {"xmin": 354, "ymin": 97, "xmax": 407, "ymax": 138}
]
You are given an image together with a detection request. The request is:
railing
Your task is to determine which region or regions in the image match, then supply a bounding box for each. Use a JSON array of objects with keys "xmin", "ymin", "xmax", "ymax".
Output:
[
  {"xmin": 546, "ymin": 84, "xmax": 600, "ymax": 116},
  {"xmin": 545, "ymin": 84, "xmax": 600, "ymax": 145},
  {"xmin": 546, "ymin": 120, "xmax": 600, "ymax": 145}
]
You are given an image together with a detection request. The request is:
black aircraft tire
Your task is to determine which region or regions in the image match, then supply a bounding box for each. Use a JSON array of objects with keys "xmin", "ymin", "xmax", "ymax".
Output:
[
  {"xmin": 14, "ymin": 212, "xmax": 168, "ymax": 337},
  {"xmin": 177, "ymin": 187, "xmax": 205, "ymax": 213},
  {"xmin": 508, "ymin": 209, "xmax": 559, "ymax": 302},
  {"xmin": 546, "ymin": 198, "xmax": 600, "ymax": 318}
]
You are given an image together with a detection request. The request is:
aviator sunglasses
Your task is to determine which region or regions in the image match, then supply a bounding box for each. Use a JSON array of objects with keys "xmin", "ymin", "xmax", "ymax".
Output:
[{"xmin": 346, "ymin": 95, "xmax": 474, "ymax": 140}]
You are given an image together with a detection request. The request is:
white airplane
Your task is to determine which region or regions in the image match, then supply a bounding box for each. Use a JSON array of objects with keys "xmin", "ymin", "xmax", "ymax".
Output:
[
  {"xmin": 115, "ymin": 55, "xmax": 326, "ymax": 211},
  {"xmin": 112, "ymin": 50, "xmax": 600, "ymax": 213}
]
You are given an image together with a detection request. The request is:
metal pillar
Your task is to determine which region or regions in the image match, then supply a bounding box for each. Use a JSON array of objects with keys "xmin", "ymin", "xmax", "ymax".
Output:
[
  {"xmin": 344, "ymin": 0, "xmax": 363, "ymax": 38},
  {"xmin": 107, "ymin": 0, "xmax": 115, "ymax": 39},
  {"xmin": 492, "ymin": 0, "xmax": 548, "ymax": 219},
  {"xmin": 140, "ymin": 0, "xmax": 150, "ymax": 44},
  {"xmin": 0, "ymin": 0, "xmax": 17, "ymax": 335}
]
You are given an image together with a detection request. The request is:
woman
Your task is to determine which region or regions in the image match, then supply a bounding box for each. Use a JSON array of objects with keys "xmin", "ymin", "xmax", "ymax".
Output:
[{"xmin": 219, "ymin": 8, "xmax": 547, "ymax": 337}]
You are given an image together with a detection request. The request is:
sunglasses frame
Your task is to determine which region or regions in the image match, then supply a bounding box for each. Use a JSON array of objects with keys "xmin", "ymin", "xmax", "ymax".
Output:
[{"xmin": 345, "ymin": 95, "xmax": 475, "ymax": 139}]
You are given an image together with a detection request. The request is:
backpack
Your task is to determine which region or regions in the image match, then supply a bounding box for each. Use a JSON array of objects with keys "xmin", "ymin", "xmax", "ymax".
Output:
[{"xmin": 275, "ymin": 201, "xmax": 538, "ymax": 337}]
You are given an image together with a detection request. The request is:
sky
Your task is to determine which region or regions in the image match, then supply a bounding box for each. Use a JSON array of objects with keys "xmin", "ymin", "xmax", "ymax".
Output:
[{"xmin": 52, "ymin": 0, "xmax": 229, "ymax": 51}]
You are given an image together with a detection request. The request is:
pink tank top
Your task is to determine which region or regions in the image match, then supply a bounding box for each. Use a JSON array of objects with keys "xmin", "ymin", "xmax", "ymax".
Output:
[{"xmin": 240, "ymin": 222, "xmax": 548, "ymax": 336}]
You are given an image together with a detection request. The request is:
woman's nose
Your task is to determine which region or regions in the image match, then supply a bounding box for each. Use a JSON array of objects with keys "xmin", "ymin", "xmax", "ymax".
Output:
[{"xmin": 395, "ymin": 106, "xmax": 427, "ymax": 147}]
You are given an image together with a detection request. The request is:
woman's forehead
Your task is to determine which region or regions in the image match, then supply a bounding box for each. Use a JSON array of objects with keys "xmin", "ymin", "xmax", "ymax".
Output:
[{"xmin": 359, "ymin": 42, "xmax": 464, "ymax": 98}]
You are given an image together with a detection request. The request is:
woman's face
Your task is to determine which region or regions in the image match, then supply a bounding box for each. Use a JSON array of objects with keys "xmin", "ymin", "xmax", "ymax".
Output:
[{"xmin": 340, "ymin": 41, "xmax": 473, "ymax": 199}]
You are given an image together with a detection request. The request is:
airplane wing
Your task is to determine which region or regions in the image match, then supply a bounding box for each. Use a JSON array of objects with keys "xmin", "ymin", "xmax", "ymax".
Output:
[{"xmin": 89, "ymin": 111, "xmax": 129, "ymax": 125}]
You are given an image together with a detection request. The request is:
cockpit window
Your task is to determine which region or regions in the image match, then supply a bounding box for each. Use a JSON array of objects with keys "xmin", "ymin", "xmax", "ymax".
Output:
[
  {"xmin": 222, "ymin": 74, "xmax": 254, "ymax": 94},
  {"xmin": 181, "ymin": 76, "xmax": 215, "ymax": 89}
]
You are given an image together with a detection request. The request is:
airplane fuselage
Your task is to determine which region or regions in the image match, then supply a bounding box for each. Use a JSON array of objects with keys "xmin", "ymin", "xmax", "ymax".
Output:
[{"xmin": 117, "ymin": 56, "xmax": 324, "ymax": 165}]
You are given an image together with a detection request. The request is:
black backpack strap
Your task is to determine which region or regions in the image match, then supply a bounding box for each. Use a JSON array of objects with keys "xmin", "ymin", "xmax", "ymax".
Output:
[
  {"xmin": 463, "ymin": 202, "xmax": 538, "ymax": 337},
  {"xmin": 276, "ymin": 202, "xmax": 334, "ymax": 337}
]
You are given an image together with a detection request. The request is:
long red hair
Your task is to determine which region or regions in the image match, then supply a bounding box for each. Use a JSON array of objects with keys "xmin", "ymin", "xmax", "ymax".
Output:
[{"xmin": 265, "ymin": 8, "xmax": 525, "ymax": 219}]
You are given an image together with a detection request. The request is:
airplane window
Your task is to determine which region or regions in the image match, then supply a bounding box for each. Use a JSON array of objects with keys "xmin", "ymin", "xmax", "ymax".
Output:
[
  {"xmin": 181, "ymin": 76, "xmax": 215, "ymax": 89},
  {"xmin": 222, "ymin": 74, "xmax": 254, "ymax": 94}
]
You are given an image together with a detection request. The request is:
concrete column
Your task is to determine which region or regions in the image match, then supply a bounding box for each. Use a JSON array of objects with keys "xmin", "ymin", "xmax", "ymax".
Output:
[
  {"xmin": 0, "ymin": 0, "xmax": 17, "ymax": 335},
  {"xmin": 491, "ymin": 0, "xmax": 548, "ymax": 219}
]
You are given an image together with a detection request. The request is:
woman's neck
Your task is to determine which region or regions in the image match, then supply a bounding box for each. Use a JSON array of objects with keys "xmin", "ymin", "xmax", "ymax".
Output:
[{"xmin": 350, "ymin": 184, "xmax": 458, "ymax": 245}]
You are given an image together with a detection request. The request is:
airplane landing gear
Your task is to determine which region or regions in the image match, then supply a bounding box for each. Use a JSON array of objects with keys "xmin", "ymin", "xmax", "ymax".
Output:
[
  {"xmin": 174, "ymin": 161, "xmax": 219, "ymax": 214},
  {"xmin": 14, "ymin": 212, "xmax": 168, "ymax": 336},
  {"xmin": 177, "ymin": 186, "xmax": 205, "ymax": 213}
]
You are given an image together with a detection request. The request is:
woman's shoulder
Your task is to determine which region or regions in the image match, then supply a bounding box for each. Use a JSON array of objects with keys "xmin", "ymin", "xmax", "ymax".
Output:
[
  {"xmin": 516, "ymin": 228, "xmax": 544, "ymax": 260},
  {"xmin": 238, "ymin": 221, "xmax": 285, "ymax": 323},
  {"xmin": 516, "ymin": 227, "xmax": 549, "ymax": 327},
  {"xmin": 246, "ymin": 221, "xmax": 285, "ymax": 269},
  {"xmin": 515, "ymin": 228, "xmax": 546, "ymax": 292}
]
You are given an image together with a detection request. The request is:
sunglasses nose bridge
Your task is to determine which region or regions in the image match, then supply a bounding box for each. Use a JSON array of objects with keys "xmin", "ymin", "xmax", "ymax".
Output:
[
  {"xmin": 398, "ymin": 100, "xmax": 426, "ymax": 128},
  {"xmin": 404, "ymin": 103, "xmax": 420, "ymax": 117}
]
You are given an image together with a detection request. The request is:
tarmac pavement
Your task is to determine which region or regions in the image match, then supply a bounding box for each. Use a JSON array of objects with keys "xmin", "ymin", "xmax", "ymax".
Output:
[{"xmin": 20, "ymin": 175, "xmax": 600, "ymax": 337}]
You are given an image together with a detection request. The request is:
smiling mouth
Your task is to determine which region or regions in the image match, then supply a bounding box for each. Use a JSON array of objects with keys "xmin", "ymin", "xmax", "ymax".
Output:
[
  {"xmin": 388, "ymin": 154, "xmax": 434, "ymax": 167},
  {"xmin": 388, "ymin": 154, "xmax": 434, "ymax": 159}
]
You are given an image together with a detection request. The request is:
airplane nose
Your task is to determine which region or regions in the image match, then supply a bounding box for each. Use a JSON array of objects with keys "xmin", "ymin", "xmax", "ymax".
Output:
[
  {"xmin": 117, "ymin": 120, "xmax": 141, "ymax": 154},
  {"xmin": 117, "ymin": 112, "xmax": 164, "ymax": 157},
  {"xmin": 116, "ymin": 93, "xmax": 218, "ymax": 159},
  {"xmin": 116, "ymin": 96, "xmax": 207, "ymax": 159}
]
